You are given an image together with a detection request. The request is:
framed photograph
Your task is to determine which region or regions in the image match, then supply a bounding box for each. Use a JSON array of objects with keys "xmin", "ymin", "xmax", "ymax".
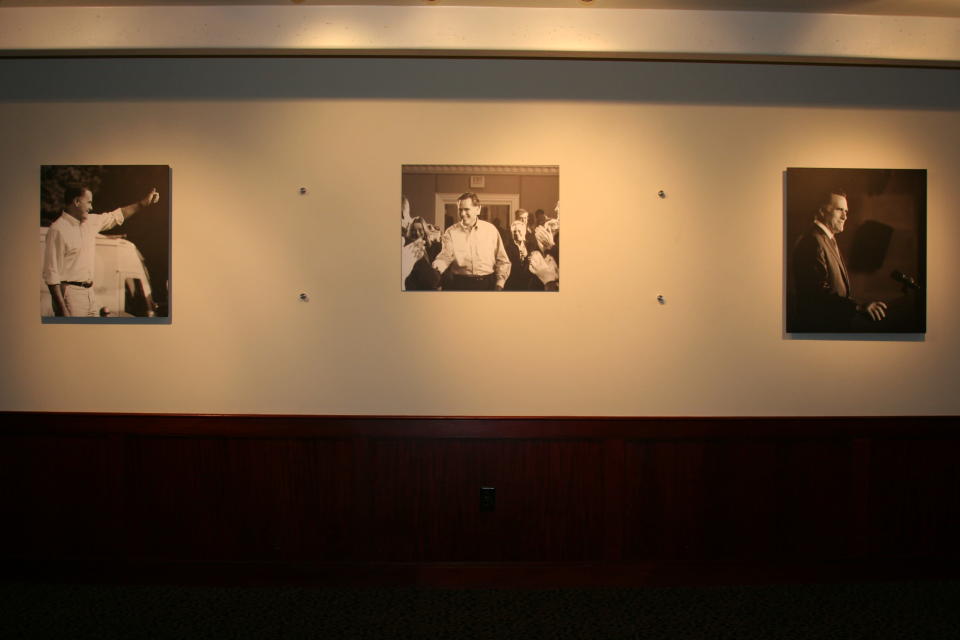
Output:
[
  {"xmin": 785, "ymin": 167, "xmax": 926, "ymax": 334},
  {"xmin": 401, "ymin": 165, "xmax": 559, "ymax": 292},
  {"xmin": 40, "ymin": 165, "xmax": 171, "ymax": 323}
]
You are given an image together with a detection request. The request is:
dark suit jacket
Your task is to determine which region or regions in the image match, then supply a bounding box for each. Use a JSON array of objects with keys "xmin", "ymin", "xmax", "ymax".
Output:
[
  {"xmin": 791, "ymin": 223, "xmax": 859, "ymax": 332},
  {"xmin": 504, "ymin": 229, "xmax": 540, "ymax": 291}
]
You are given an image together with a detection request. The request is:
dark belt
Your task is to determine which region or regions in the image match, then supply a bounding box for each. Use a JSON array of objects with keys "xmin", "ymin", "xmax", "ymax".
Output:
[
  {"xmin": 450, "ymin": 273, "xmax": 495, "ymax": 281},
  {"xmin": 62, "ymin": 281, "xmax": 93, "ymax": 288},
  {"xmin": 446, "ymin": 272, "xmax": 497, "ymax": 291}
]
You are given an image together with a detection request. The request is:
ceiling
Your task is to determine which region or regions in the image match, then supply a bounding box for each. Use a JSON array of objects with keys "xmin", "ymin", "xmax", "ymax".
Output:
[{"xmin": 1, "ymin": 0, "xmax": 959, "ymax": 18}]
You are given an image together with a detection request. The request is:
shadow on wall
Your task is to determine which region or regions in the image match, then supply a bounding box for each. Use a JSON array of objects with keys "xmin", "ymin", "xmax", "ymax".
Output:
[{"xmin": 2, "ymin": 58, "xmax": 959, "ymax": 109}]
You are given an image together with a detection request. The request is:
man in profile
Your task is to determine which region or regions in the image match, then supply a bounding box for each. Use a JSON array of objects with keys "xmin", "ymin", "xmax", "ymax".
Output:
[
  {"xmin": 791, "ymin": 189, "xmax": 886, "ymax": 331},
  {"xmin": 431, "ymin": 192, "xmax": 511, "ymax": 291},
  {"xmin": 43, "ymin": 183, "xmax": 160, "ymax": 317}
]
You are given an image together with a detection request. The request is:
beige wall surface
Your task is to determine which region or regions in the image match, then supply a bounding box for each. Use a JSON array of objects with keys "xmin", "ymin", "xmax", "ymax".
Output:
[
  {"xmin": 2, "ymin": 6, "xmax": 958, "ymax": 66},
  {"xmin": 2, "ymin": 57, "xmax": 959, "ymax": 416}
]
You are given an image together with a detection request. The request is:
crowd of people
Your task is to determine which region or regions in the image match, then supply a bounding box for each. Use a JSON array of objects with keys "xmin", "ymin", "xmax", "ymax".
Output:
[{"xmin": 401, "ymin": 192, "xmax": 559, "ymax": 291}]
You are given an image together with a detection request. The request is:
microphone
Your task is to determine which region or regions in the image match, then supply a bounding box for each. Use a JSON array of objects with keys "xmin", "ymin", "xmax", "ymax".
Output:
[{"xmin": 891, "ymin": 270, "xmax": 921, "ymax": 291}]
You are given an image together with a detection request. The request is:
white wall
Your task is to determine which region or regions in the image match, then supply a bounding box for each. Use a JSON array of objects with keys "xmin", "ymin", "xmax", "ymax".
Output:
[
  {"xmin": 1, "ymin": 57, "xmax": 959, "ymax": 416},
  {"xmin": 1, "ymin": 6, "xmax": 957, "ymax": 66}
]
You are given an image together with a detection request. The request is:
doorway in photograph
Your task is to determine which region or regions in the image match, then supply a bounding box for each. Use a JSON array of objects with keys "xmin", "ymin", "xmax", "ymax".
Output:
[{"xmin": 435, "ymin": 192, "xmax": 521, "ymax": 238}]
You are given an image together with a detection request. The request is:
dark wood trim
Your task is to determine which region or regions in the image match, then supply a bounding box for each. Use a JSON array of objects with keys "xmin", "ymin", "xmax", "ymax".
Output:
[
  {"xmin": 3, "ymin": 412, "xmax": 958, "ymax": 439},
  {"xmin": 3, "ymin": 413, "xmax": 958, "ymax": 587},
  {"xmin": 601, "ymin": 438, "xmax": 625, "ymax": 563}
]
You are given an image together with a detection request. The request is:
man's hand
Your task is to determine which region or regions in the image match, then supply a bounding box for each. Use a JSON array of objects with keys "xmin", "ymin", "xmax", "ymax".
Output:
[
  {"xmin": 121, "ymin": 188, "xmax": 160, "ymax": 221},
  {"xmin": 141, "ymin": 188, "xmax": 160, "ymax": 207},
  {"xmin": 864, "ymin": 301, "xmax": 887, "ymax": 321},
  {"xmin": 48, "ymin": 284, "xmax": 67, "ymax": 317}
]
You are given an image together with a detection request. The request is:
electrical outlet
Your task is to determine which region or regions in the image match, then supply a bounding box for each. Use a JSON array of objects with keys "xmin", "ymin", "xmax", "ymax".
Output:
[{"xmin": 480, "ymin": 486, "xmax": 495, "ymax": 512}]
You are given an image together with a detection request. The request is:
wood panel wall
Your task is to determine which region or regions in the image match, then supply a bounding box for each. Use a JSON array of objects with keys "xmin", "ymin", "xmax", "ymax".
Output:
[{"xmin": 2, "ymin": 414, "xmax": 958, "ymax": 586}]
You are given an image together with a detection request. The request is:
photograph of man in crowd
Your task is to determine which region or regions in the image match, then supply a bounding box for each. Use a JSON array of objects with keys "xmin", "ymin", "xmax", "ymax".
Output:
[
  {"xmin": 40, "ymin": 165, "xmax": 171, "ymax": 322},
  {"xmin": 785, "ymin": 168, "xmax": 925, "ymax": 334},
  {"xmin": 401, "ymin": 165, "xmax": 559, "ymax": 292}
]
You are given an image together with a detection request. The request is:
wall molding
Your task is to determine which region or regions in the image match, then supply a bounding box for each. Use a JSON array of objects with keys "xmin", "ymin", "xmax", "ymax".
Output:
[
  {"xmin": 5, "ymin": 412, "xmax": 959, "ymax": 438},
  {"xmin": 0, "ymin": 6, "xmax": 958, "ymax": 67}
]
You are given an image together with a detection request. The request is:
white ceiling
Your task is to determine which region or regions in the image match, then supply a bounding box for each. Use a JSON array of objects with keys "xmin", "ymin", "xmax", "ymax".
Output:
[{"xmin": 1, "ymin": 0, "xmax": 959, "ymax": 18}]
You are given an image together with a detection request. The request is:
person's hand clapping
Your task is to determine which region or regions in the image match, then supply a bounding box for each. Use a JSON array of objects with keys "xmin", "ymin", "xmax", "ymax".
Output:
[
  {"xmin": 528, "ymin": 250, "xmax": 559, "ymax": 286},
  {"xmin": 401, "ymin": 238, "xmax": 425, "ymax": 285},
  {"xmin": 534, "ymin": 225, "xmax": 555, "ymax": 251}
]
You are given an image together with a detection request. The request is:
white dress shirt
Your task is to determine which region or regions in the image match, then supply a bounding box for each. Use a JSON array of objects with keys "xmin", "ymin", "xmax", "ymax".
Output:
[
  {"xmin": 43, "ymin": 209, "xmax": 124, "ymax": 285},
  {"xmin": 432, "ymin": 219, "xmax": 511, "ymax": 288}
]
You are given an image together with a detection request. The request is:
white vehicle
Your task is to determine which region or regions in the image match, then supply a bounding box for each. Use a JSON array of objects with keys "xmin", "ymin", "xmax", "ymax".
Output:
[{"xmin": 40, "ymin": 226, "xmax": 157, "ymax": 317}]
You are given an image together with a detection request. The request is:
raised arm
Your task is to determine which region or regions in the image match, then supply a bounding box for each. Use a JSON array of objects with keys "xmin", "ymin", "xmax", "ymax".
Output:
[{"xmin": 120, "ymin": 188, "xmax": 160, "ymax": 221}]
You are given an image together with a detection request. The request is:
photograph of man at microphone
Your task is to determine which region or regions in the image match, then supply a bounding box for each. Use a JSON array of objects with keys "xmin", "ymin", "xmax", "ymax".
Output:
[{"xmin": 786, "ymin": 168, "xmax": 926, "ymax": 334}]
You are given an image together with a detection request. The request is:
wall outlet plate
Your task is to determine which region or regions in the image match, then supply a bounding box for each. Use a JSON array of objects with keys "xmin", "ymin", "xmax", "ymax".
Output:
[{"xmin": 480, "ymin": 486, "xmax": 495, "ymax": 512}]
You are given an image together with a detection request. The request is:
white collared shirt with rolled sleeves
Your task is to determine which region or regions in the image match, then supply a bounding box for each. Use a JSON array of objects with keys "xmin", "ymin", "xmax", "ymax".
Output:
[
  {"xmin": 432, "ymin": 219, "xmax": 511, "ymax": 288},
  {"xmin": 43, "ymin": 209, "xmax": 124, "ymax": 285}
]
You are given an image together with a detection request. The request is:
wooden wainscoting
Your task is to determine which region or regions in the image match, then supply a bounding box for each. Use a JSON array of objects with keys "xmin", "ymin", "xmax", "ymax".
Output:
[{"xmin": 2, "ymin": 414, "xmax": 958, "ymax": 586}]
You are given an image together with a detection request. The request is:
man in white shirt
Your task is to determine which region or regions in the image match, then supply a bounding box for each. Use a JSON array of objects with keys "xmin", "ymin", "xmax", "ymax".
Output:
[
  {"xmin": 42, "ymin": 183, "xmax": 160, "ymax": 317},
  {"xmin": 431, "ymin": 192, "xmax": 511, "ymax": 291}
]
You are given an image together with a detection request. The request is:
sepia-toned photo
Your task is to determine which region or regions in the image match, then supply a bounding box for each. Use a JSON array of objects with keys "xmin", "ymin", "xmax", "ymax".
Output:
[
  {"xmin": 40, "ymin": 165, "xmax": 171, "ymax": 323},
  {"xmin": 785, "ymin": 168, "xmax": 925, "ymax": 334},
  {"xmin": 401, "ymin": 165, "xmax": 559, "ymax": 292}
]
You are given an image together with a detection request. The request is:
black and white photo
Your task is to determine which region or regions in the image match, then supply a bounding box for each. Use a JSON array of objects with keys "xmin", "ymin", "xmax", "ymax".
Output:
[
  {"xmin": 40, "ymin": 165, "xmax": 171, "ymax": 323},
  {"xmin": 785, "ymin": 168, "xmax": 925, "ymax": 334},
  {"xmin": 401, "ymin": 165, "xmax": 560, "ymax": 292}
]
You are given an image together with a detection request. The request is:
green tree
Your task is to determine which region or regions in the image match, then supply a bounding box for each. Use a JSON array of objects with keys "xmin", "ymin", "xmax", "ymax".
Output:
[{"xmin": 40, "ymin": 165, "xmax": 104, "ymax": 225}]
